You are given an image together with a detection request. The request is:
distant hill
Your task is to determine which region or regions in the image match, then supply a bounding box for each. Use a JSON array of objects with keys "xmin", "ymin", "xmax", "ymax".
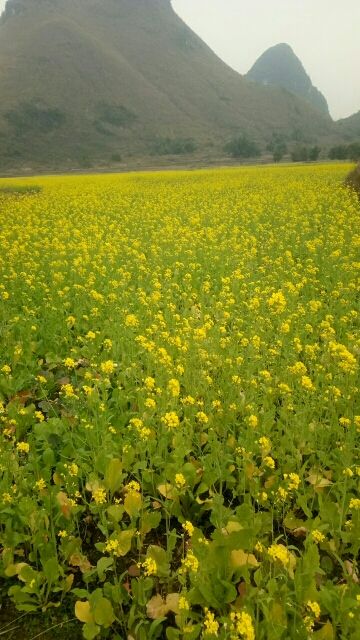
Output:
[
  {"xmin": 336, "ymin": 111, "xmax": 360, "ymax": 140},
  {"xmin": 0, "ymin": 1, "xmax": 334, "ymax": 169},
  {"xmin": 247, "ymin": 43, "xmax": 329, "ymax": 117}
]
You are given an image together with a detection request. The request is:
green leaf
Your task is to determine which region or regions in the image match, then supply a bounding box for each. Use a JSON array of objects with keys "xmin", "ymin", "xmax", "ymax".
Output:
[
  {"xmin": 149, "ymin": 618, "xmax": 167, "ymax": 637},
  {"xmin": 214, "ymin": 578, "xmax": 237, "ymax": 604},
  {"xmin": 104, "ymin": 458, "xmax": 123, "ymax": 493},
  {"xmin": 107, "ymin": 504, "xmax": 125, "ymax": 522},
  {"xmin": 116, "ymin": 529, "xmax": 135, "ymax": 556},
  {"xmin": 195, "ymin": 580, "xmax": 220, "ymax": 608},
  {"xmin": 8, "ymin": 585, "xmax": 38, "ymax": 611},
  {"xmin": 5, "ymin": 563, "xmax": 26, "ymax": 578},
  {"xmin": 19, "ymin": 565, "xmax": 39, "ymax": 585},
  {"xmin": 124, "ymin": 491, "xmax": 142, "ymax": 518},
  {"xmin": 83, "ymin": 622, "xmax": 101, "ymax": 640},
  {"xmin": 43, "ymin": 557, "xmax": 61, "ymax": 584},
  {"xmin": 140, "ymin": 511, "xmax": 161, "ymax": 536},
  {"xmin": 182, "ymin": 462, "xmax": 197, "ymax": 487},
  {"xmin": 92, "ymin": 597, "xmax": 115, "ymax": 627},
  {"xmin": 97, "ymin": 557, "xmax": 114, "ymax": 581}
]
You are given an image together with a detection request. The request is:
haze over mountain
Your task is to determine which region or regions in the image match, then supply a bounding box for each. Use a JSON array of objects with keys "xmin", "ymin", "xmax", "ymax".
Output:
[
  {"xmin": 336, "ymin": 111, "xmax": 360, "ymax": 140},
  {"xmin": 0, "ymin": 0, "xmax": 347, "ymax": 169},
  {"xmin": 247, "ymin": 43, "xmax": 329, "ymax": 117}
]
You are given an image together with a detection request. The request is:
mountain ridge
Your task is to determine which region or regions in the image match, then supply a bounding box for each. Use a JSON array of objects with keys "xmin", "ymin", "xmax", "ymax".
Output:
[
  {"xmin": 0, "ymin": 0, "xmax": 341, "ymax": 169},
  {"xmin": 247, "ymin": 43, "xmax": 329, "ymax": 117},
  {"xmin": 336, "ymin": 111, "xmax": 360, "ymax": 140}
]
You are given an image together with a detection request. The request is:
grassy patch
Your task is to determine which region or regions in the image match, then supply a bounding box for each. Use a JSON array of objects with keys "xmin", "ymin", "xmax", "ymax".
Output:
[{"xmin": 0, "ymin": 185, "xmax": 42, "ymax": 196}]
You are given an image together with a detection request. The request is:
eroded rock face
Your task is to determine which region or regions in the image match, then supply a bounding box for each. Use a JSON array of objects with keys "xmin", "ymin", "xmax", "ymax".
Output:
[{"xmin": 345, "ymin": 163, "xmax": 360, "ymax": 197}]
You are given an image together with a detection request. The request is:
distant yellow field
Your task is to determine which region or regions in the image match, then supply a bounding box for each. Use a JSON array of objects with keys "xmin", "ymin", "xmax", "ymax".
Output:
[{"xmin": 0, "ymin": 165, "xmax": 359, "ymax": 640}]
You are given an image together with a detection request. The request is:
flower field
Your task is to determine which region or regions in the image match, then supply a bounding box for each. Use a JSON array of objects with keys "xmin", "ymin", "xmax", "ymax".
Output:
[{"xmin": 0, "ymin": 164, "xmax": 359, "ymax": 639}]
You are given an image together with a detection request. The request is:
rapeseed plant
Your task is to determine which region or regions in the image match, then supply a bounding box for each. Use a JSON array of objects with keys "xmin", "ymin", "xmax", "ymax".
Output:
[{"xmin": 0, "ymin": 164, "xmax": 359, "ymax": 639}]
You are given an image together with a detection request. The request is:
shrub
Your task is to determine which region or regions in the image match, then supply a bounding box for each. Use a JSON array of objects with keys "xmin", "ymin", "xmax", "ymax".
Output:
[
  {"xmin": 151, "ymin": 137, "xmax": 196, "ymax": 155},
  {"xmin": 308, "ymin": 146, "xmax": 321, "ymax": 161},
  {"xmin": 96, "ymin": 104, "xmax": 137, "ymax": 128},
  {"xmin": 5, "ymin": 102, "xmax": 65, "ymax": 134},
  {"xmin": 291, "ymin": 146, "xmax": 309, "ymax": 162},
  {"xmin": 329, "ymin": 142, "xmax": 360, "ymax": 161},
  {"xmin": 224, "ymin": 135, "xmax": 260, "ymax": 158},
  {"xmin": 272, "ymin": 143, "xmax": 287, "ymax": 163},
  {"xmin": 111, "ymin": 153, "xmax": 122, "ymax": 162},
  {"xmin": 348, "ymin": 142, "xmax": 360, "ymax": 161}
]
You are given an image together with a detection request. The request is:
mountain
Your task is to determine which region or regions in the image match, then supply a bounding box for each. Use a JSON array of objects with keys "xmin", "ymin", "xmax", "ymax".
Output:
[
  {"xmin": 336, "ymin": 111, "xmax": 360, "ymax": 140},
  {"xmin": 0, "ymin": 0, "xmax": 333, "ymax": 169},
  {"xmin": 247, "ymin": 43, "xmax": 329, "ymax": 117}
]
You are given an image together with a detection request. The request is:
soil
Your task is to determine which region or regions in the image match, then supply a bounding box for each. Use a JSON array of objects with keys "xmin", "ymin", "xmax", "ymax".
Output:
[{"xmin": 0, "ymin": 599, "xmax": 82, "ymax": 640}]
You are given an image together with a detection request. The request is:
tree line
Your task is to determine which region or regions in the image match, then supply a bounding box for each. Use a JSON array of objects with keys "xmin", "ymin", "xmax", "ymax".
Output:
[{"xmin": 223, "ymin": 135, "xmax": 360, "ymax": 163}]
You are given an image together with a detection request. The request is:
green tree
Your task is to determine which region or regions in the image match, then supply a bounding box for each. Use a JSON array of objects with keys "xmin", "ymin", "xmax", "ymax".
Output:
[
  {"xmin": 273, "ymin": 143, "xmax": 287, "ymax": 163},
  {"xmin": 348, "ymin": 142, "xmax": 360, "ymax": 161},
  {"xmin": 291, "ymin": 146, "xmax": 309, "ymax": 162},
  {"xmin": 308, "ymin": 146, "xmax": 321, "ymax": 161},
  {"xmin": 225, "ymin": 135, "xmax": 260, "ymax": 159}
]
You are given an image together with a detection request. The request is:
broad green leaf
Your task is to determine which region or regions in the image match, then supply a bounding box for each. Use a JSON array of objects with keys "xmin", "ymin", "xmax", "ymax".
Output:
[
  {"xmin": 107, "ymin": 504, "xmax": 125, "ymax": 522},
  {"xmin": 104, "ymin": 458, "xmax": 123, "ymax": 493},
  {"xmin": 5, "ymin": 562, "xmax": 27, "ymax": 578},
  {"xmin": 124, "ymin": 491, "xmax": 142, "ymax": 517},
  {"xmin": 83, "ymin": 622, "xmax": 101, "ymax": 640},
  {"xmin": 92, "ymin": 597, "xmax": 115, "ymax": 627},
  {"xmin": 147, "ymin": 545, "xmax": 170, "ymax": 578},
  {"xmin": 19, "ymin": 565, "xmax": 39, "ymax": 584},
  {"xmin": 43, "ymin": 557, "xmax": 60, "ymax": 583},
  {"xmin": 97, "ymin": 557, "xmax": 114, "ymax": 581},
  {"xmin": 116, "ymin": 529, "xmax": 135, "ymax": 556},
  {"xmin": 139, "ymin": 510, "xmax": 162, "ymax": 535}
]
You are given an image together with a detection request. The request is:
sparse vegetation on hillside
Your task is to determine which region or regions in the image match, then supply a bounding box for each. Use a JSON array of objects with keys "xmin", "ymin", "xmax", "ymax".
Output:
[
  {"xmin": 4, "ymin": 101, "xmax": 66, "ymax": 135},
  {"xmin": 151, "ymin": 137, "xmax": 197, "ymax": 156},
  {"xmin": 336, "ymin": 111, "xmax": 360, "ymax": 139},
  {"xmin": 96, "ymin": 103, "xmax": 137, "ymax": 128},
  {"xmin": 224, "ymin": 134, "xmax": 260, "ymax": 159}
]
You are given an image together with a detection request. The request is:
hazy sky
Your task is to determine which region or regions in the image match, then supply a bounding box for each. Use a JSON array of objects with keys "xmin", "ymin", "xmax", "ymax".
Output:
[
  {"xmin": 172, "ymin": 0, "xmax": 360, "ymax": 120},
  {"xmin": 0, "ymin": 0, "xmax": 358, "ymax": 120}
]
